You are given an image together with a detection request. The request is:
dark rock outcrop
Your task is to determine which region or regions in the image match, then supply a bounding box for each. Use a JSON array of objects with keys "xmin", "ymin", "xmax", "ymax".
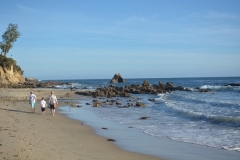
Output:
[
  {"xmin": 143, "ymin": 80, "xmax": 150, "ymax": 86},
  {"xmin": 135, "ymin": 102, "xmax": 146, "ymax": 107},
  {"xmin": 199, "ymin": 89, "xmax": 213, "ymax": 92},
  {"xmin": 25, "ymin": 77, "xmax": 39, "ymax": 82},
  {"xmin": 93, "ymin": 99, "xmax": 101, "ymax": 107},
  {"xmin": 75, "ymin": 91, "xmax": 92, "ymax": 96},
  {"xmin": 224, "ymin": 83, "xmax": 240, "ymax": 87},
  {"xmin": 159, "ymin": 81, "xmax": 165, "ymax": 90},
  {"xmin": 140, "ymin": 116, "xmax": 150, "ymax": 120},
  {"xmin": 110, "ymin": 73, "xmax": 125, "ymax": 83}
]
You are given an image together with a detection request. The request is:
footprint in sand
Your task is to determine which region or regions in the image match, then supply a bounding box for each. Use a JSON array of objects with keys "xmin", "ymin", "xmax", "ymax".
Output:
[
  {"xmin": 1, "ymin": 129, "xmax": 8, "ymax": 131},
  {"xmin": 13, "ymin": 155, "xmax": 21, "ymax": 158}
]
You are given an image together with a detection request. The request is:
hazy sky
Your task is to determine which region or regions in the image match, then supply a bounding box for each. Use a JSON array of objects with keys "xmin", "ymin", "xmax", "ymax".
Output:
[{"xmin": 1, "ymin": 0, "xmax": 240, "ymax": 80}]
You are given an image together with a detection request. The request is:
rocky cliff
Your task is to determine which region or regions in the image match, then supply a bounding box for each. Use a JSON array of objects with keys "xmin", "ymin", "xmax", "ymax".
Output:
[{"xmin": 0, "ymin": 65, "xmax": 25, "ymax": 84}]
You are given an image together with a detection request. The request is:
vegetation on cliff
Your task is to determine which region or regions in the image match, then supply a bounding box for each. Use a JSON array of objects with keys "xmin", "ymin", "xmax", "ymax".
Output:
[{"xmin": 0, "ymin": 54, "xmax": 23, "ymax": 75}]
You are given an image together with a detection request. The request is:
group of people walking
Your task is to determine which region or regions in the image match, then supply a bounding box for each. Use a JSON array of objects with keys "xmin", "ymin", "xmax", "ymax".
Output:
[{"xmin": 29, "ymin": 91, "xmax": 58, "ymax": 116}]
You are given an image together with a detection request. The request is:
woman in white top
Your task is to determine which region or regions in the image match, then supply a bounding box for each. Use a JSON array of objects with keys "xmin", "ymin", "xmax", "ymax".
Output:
[{"xmin": 49, "ymin": 91, "xmax": 58, "ymax": 116}]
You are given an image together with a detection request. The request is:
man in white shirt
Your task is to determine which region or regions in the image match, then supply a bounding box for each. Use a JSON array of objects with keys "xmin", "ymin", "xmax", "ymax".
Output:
[{"xmin": 29, "ymin": 92, "xmax": 37, "ymax": 113}]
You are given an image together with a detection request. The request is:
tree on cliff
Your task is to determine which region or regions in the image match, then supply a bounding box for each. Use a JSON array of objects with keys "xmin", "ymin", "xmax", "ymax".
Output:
[{"xmin": 0, "ymin": 23, "xmax": 20, "ymax": 57}]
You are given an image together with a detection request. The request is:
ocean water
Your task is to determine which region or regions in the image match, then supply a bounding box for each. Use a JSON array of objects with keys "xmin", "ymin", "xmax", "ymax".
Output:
[{"xmin": 46, "ymin": 77, "xmax": 240, "ymax": 152}]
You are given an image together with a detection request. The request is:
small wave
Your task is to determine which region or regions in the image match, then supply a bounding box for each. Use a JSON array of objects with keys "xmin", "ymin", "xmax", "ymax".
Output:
[
  {"xmin": 53, "ymin": 85, "xmax": 68, "ymax": 89},
  {"xmin": 200, "ymin": 85, "xmax": 224, "ymax": 90},
  {"xmin": 155, "ymin": 93, "xmax": 164, "ymax": 98},
  {"xmin": 52, "ymin": 82, "xmax": 96, "ymax": 90},
  {"xmin": 200, "ymin": 85, "xmax": 240, "ymax": 91},
  {"xmin": 184, "ymin": 87, "xmax": 196, "ymax": 91},
  {"xmin": 233, "ymin": 87, "xmax": 240, "ymax": 91},
  {"xmin": 204, "ymin": 115, "xmax": 240, "ymax": 126},
  {"xmin": 157, "ymin": 93, "xmax": 165, "ymax": 96},
  {"xmin": 143, "ymin": 127, "xmax": 240, "ymax": 152},
  {"xmin": 222, "ymin": 146, "xmax": 240, "ymax": 152},
  {"xmin": 165, "ymin": 103, "xmax": 240, "ymax": 126}
]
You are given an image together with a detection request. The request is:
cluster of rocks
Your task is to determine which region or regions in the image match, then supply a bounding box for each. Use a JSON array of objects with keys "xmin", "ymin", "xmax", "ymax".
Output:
[
  {"xmin": 0, "ymin": 80, "xmax": 72, "ymax": 88},
  {"xmin": 75, "ymin": 79, "xmax": 240, "ymax": 109},
  {"xmin": 90, "ymin": 97, "xmax": 147, "ymax": 108},
  {"xmin": 76, "ymin": 80, "xmax": 191, "ymax": 98},
  {"xmin": 119, "ymin": 80, "xmax": 187, "ymax": 96}
]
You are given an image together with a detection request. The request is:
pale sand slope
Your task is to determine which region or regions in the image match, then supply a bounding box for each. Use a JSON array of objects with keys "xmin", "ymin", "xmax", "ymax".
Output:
[{"xmin": 0, "ymin": 89, "xmax": 163, "ymax": 160}]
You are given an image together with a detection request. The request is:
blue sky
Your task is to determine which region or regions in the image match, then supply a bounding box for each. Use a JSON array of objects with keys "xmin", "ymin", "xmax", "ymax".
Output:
[{"xmin": 1, "ymin": 0, "xmax": 240, "ymax": 80}]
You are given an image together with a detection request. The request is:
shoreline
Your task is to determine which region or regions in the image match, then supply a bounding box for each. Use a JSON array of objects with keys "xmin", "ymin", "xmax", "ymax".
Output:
[
  {"xmin": 60, "ymin": 100, "xmax": 240, "ymax": 160},
  {"xmin": 1, "ymin": 88, "xmax": 240, "ymax": 160},
  {"xmin": 0, "ymin": 88, "xmax": 163, "ymax": 160}
]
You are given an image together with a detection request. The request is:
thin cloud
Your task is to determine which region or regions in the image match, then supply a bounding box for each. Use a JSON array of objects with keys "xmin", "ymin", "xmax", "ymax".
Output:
[
  {"xmin": 189, "ymin": 10, "xmax": 240, "ymax": 21},
  {"xmin": 81, "ymin": 30, "xmax": 114, "ymax": 36},
  {"xmin": 115, "ymin": 16, "xmax": 148, "ymax": 26},
  {"xmin": 127, "ymin": 16, "xmax": 147, "ymax": 22},
  {"xmin": 205, "ymin": 11, "xmax": 240, "ymax": 20},
  {"xmin": 16, "ymin": 4, "xmax": 36, "ymax": 12}
]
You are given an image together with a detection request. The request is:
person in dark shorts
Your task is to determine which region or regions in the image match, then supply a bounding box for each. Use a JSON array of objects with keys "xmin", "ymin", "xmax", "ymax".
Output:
[
  {"xmin": 40, "ymin": 97, "xmax": 46, "ymax": 115},
  {"xmin": 49, "ymin": 91, "xmax": 58, "ymax": 116}
]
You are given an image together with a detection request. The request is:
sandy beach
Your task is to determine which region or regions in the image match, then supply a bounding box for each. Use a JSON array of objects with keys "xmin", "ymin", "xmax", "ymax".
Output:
[{"xmin": 0, "ymin": 88, "xmax": 163, "ymax": 160}]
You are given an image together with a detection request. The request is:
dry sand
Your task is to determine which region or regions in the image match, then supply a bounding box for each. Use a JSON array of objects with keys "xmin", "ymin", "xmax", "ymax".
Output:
[{"xmin": 0, "ymin": 88, "xmax": 163, "ymax": 160}]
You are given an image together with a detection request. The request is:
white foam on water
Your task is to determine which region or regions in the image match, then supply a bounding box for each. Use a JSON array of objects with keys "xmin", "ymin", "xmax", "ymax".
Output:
[{"xmin": 200, "ymin": 85, "xmax": 240, "ymax": 91}]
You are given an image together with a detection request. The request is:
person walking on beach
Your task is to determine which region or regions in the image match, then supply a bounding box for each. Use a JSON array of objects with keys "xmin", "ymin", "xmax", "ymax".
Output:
[
  {"xmin": 49, "ymin": 91, "xmax": 58, "ymax": 116},
  {"xmin": 29, "ymin": 91, "xmax": 37, "ymax": 113},
  {"xmin": 40, "ymin": 97, "xmax": 47, "ymax": 115}
]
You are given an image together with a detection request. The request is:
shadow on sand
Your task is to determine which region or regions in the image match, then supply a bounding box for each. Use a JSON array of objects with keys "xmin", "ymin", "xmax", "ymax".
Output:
[{"xmin": 0, "ymin": 107, "xmax": 32, "ymax": 114}]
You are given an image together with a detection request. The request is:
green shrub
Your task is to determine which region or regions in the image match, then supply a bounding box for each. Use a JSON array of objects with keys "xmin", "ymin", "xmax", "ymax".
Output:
[{"xmin": 0, "ymin": 55, "xmax": 24, "ymax": 75}]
